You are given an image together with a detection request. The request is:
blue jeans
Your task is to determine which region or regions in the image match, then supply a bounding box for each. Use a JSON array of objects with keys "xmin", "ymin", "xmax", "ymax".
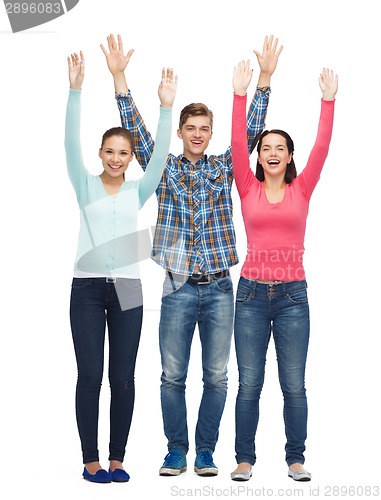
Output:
[
  {"xmin": 234, "ymin": 277, "xmax": 310, "ymax": 466},
  {"xmin": 159, "ymin": 274, "xmax": 234, "ymax": 454},
  {"xmin": 70, "ymin": 277, "xmax": 143, "ymax": 464}
]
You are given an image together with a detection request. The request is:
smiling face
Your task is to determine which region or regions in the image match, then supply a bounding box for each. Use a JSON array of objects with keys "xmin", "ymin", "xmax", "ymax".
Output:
[
  {"xmin": 258, "ymin": 132, "xmax": 292, "ymax": 180},
  {"xmin": 177, "ymin": 115, "xmax": 213, "ymax": 163},
  {"xmin": 99, "ymin": 135, "xmax": 134, "ymax": 180}
]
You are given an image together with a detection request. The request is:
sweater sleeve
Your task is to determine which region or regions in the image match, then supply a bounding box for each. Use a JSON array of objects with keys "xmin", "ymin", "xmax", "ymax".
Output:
[
  {"xmin": 231, "ymin": 93, "xmax": 256, "ymax": 198},
  {"xmin": 138, "ymin": 106, "xmax": 172, "ymax": 206},
  {"xmin": 298, "ymin": 99, "xmax": 335, "ymax": 199},
  {"xmin": 64, "ymin": 89, "xmax": 88, "ymax": 203}
]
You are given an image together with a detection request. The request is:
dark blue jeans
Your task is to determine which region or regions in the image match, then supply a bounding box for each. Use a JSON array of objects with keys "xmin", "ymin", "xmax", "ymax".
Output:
[
  {"xmin": 70, "ymin": 277, "xmax": 143, "ymax": 464},
  {"xmin": 234, "ymin": 278, "xmax": 310, "ymax": 466}
]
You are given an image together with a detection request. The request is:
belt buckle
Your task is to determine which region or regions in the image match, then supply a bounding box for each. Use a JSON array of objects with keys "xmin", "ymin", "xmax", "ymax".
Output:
[
  {"xmin": 191, "ymin": 272, "xmax": 210, "ymax": 284},
  {"xmin": 106, "ymin": 277, "xmax": 117, "ymax": 283}
]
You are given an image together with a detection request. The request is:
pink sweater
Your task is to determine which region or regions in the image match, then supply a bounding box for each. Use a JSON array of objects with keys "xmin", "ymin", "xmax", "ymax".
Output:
[{"xmin": 232, "ymin": 94, "xmax": 335, "ymax": 281}]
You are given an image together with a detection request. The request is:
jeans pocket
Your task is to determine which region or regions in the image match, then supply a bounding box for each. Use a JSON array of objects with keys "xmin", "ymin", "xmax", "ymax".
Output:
[
  {"xmin": 214, "ymin": 276, "xmax": 233, "ymax": 293},
  {"xmin": 235, "ymin": 279, "xmax": 254, "ymax": 303},
  {"xmin": 162, "ymin": 276, "xmax": 184, "ymax": 296},
  {"xmin": 285, "ymin": 285, "xmax": 308, "ymax": 304},
  {"xmin": 71, "ymin": 278, "xmax": 93, "ymax": 289}
]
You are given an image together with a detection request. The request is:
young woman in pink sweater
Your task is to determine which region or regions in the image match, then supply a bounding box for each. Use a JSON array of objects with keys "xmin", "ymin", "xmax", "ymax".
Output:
[{"xmin": 230, "ymin": 54, "xmax": 338, "ymax": 482}]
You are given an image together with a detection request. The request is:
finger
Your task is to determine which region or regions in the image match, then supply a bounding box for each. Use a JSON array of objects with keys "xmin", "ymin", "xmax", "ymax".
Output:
[
  {"xmin": 100, "ymin": 43, "xmax": 108, "ymax": 56},
  {"xmin": 108, "ymin": 34, "xmax": 115, "ymax": 51},
  {"xmin": 262, "ymin": 35, "xmax": 268, "ymax": 53},
  {"xmin": 126, "ymin": 48, "xmax": 134, "ymax": 61},
  {"xmin": 272, "ymin": 37, "xmax": 279, "ymax": 53},
  {"xmin": 118, "ymin": 34, "xmax": 124, "ymax": 53},
  {"xmin": 276, "ymin": 44, "xmax": 284, "ymax": 57},
  {"xmin": 268, "ymin": 34, "xmax": 274, "ymax": 50}
]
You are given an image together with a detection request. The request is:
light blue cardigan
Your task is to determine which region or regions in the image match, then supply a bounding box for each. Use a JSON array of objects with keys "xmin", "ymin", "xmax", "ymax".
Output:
[{"xmin": 65, "ymin": 89, "xmax": 172, "ymax": 278}]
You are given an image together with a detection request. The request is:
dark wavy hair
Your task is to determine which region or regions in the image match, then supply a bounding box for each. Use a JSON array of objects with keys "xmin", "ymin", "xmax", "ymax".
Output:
[{"xmin": 251, "ymin": 129, "xmax": 297, "ymax": 184}]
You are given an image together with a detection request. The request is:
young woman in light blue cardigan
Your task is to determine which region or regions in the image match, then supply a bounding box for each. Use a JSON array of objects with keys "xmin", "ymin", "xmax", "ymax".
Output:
[{"xmin": 66, "ymin": 51, "xmax": 177, "ymax": 483}]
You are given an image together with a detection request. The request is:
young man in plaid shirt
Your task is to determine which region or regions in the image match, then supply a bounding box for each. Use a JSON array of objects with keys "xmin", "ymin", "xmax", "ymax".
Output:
[{"xmin": 101, "ymin": 33, "xmax": 281, "ymax": 476}]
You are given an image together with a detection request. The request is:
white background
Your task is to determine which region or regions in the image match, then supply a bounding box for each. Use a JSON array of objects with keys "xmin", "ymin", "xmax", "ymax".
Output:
[{"xmin": 1, "ymin": 1, "xmax": 380, "ymax": 499}]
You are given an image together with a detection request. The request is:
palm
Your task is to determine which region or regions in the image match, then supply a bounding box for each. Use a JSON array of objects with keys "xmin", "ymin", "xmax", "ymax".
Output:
[
  {"xmin": 68, "ymin": 51, "xmax": 84, "ymax": 90},
  {"xmin": 158, "ymin": 68, "xmax": 178, "ymax": 108},
  {"xmin": 101, "ymin": 34, "xmax": 133, "ymax": 75},
  {"xmin": 254, "ymin": 35, "xmax": 283, "ymax": 77}
]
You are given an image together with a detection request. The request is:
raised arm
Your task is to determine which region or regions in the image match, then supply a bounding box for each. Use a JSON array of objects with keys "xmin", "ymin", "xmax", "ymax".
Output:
[
  {"xmin": 65, "ymin": 51, "xmax": 87, "ymax": 201},
  {"xmin": 246, "ymin": 35, "xmax": 283, "ymax": 151},
  {"xmin": 100, "ymin": 33, "xmax": 133, "ymax": 94},
  {"xmin": 299, "ymin": 68, "xmax": 338, "ymax": 198},
  {"xmin": 139, "ymin": 68, "xmax": 178, "ymax": 206},
  {"xmin": 232, "ymin": 60, "xmax": 256, "ymax": 198},
  {"xmin": 101, "ymin": 33, "xmax": 154, "ymax": 169}
]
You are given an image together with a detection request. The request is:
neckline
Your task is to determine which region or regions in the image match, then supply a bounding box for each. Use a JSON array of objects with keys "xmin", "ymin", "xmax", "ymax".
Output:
[
  {"xmin": 263, "ymin": 183, "xmax": 287, "ymax": 205},
  {"xmin": 98, "ymin": 175, "xmax": 125, "ymax": 198}
]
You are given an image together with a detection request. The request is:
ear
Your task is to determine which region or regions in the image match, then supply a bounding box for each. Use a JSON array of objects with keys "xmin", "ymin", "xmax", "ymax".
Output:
[
  {"xmin": 177, "ymin": 128, "xmax": 183, "ymax": 140},
  {"xmin": 98, "ymin": 148, "xmax": 103, "ymax": 159}
]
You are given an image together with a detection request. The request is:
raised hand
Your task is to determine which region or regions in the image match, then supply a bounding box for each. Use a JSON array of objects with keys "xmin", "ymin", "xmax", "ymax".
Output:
[
  {"xmin": 158, "ymin": 68, "xmax": 178, "ymax": 108},
  {"xmin": 100, "ymin": 34, "xmax": 134, "ymax": 76},
  {"xmin": 233, "ymin": 60, "xmax": 253, "ymax": 96},
  {"xmin": 319, "ymin": 68, "xmax": 338, "ymax": 101},
  {"xmin": 253, "ymin": 35, "xmax": 283, "ymax": 82},
  {"xmin": 68, "ymin": 51, "xmax": 84, "ymax": 90}
]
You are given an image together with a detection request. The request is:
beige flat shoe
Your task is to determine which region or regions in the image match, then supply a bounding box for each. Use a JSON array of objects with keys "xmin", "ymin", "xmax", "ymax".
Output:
[
  {"xmin": 231, "ymin": 469, "xmax": 252, "ymax": 481},
  {"xmin": 288, "ymin": 468, "xmax": 311, "ymax": 481}
]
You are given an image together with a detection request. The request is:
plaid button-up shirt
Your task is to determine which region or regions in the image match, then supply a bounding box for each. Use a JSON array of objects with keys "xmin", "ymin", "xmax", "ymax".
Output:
[{"xmin": 116, "ymin": 89, "xmax": 270, "ymax": 275}]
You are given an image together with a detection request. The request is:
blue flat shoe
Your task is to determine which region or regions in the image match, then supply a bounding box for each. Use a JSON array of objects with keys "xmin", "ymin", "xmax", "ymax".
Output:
[
  {"xmin": 83, "ymin": 467, "xmax": 111, "ymax": 483},
  {"xmin": 109, "ymin": 468, "xmax": 130, "ymax": 482}
]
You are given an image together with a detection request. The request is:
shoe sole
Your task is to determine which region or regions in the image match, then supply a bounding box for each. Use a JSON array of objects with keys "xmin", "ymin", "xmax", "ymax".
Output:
[
  {"xmin": 288, "ymin": 473, "xmax": 311, "ymax": 481},
  {"xmin": 231, "ymin": 472, "xmax": 252, "ymax": 481},
  {"xmin": 194, "ymin": 467, "xmax": 218, "ymax": 476},
  {"xmin": 159, "ymin": 467, "xmax": 187, "ymax": 476}
]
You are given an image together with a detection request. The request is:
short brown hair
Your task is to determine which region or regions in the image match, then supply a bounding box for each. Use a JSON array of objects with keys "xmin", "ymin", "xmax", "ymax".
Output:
[{"xmin": 179, "ymin": 103, "xmax": 213, "ymax": 131}]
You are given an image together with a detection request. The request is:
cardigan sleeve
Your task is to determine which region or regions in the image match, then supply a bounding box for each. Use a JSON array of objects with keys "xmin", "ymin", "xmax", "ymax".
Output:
[
  {"xmin": 64, "ymin": 89, "xmax": 88, "ymax": 203},
  {"xmin": 138, "ymin": 106, "xmax": 172, "ymax": 206}
]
